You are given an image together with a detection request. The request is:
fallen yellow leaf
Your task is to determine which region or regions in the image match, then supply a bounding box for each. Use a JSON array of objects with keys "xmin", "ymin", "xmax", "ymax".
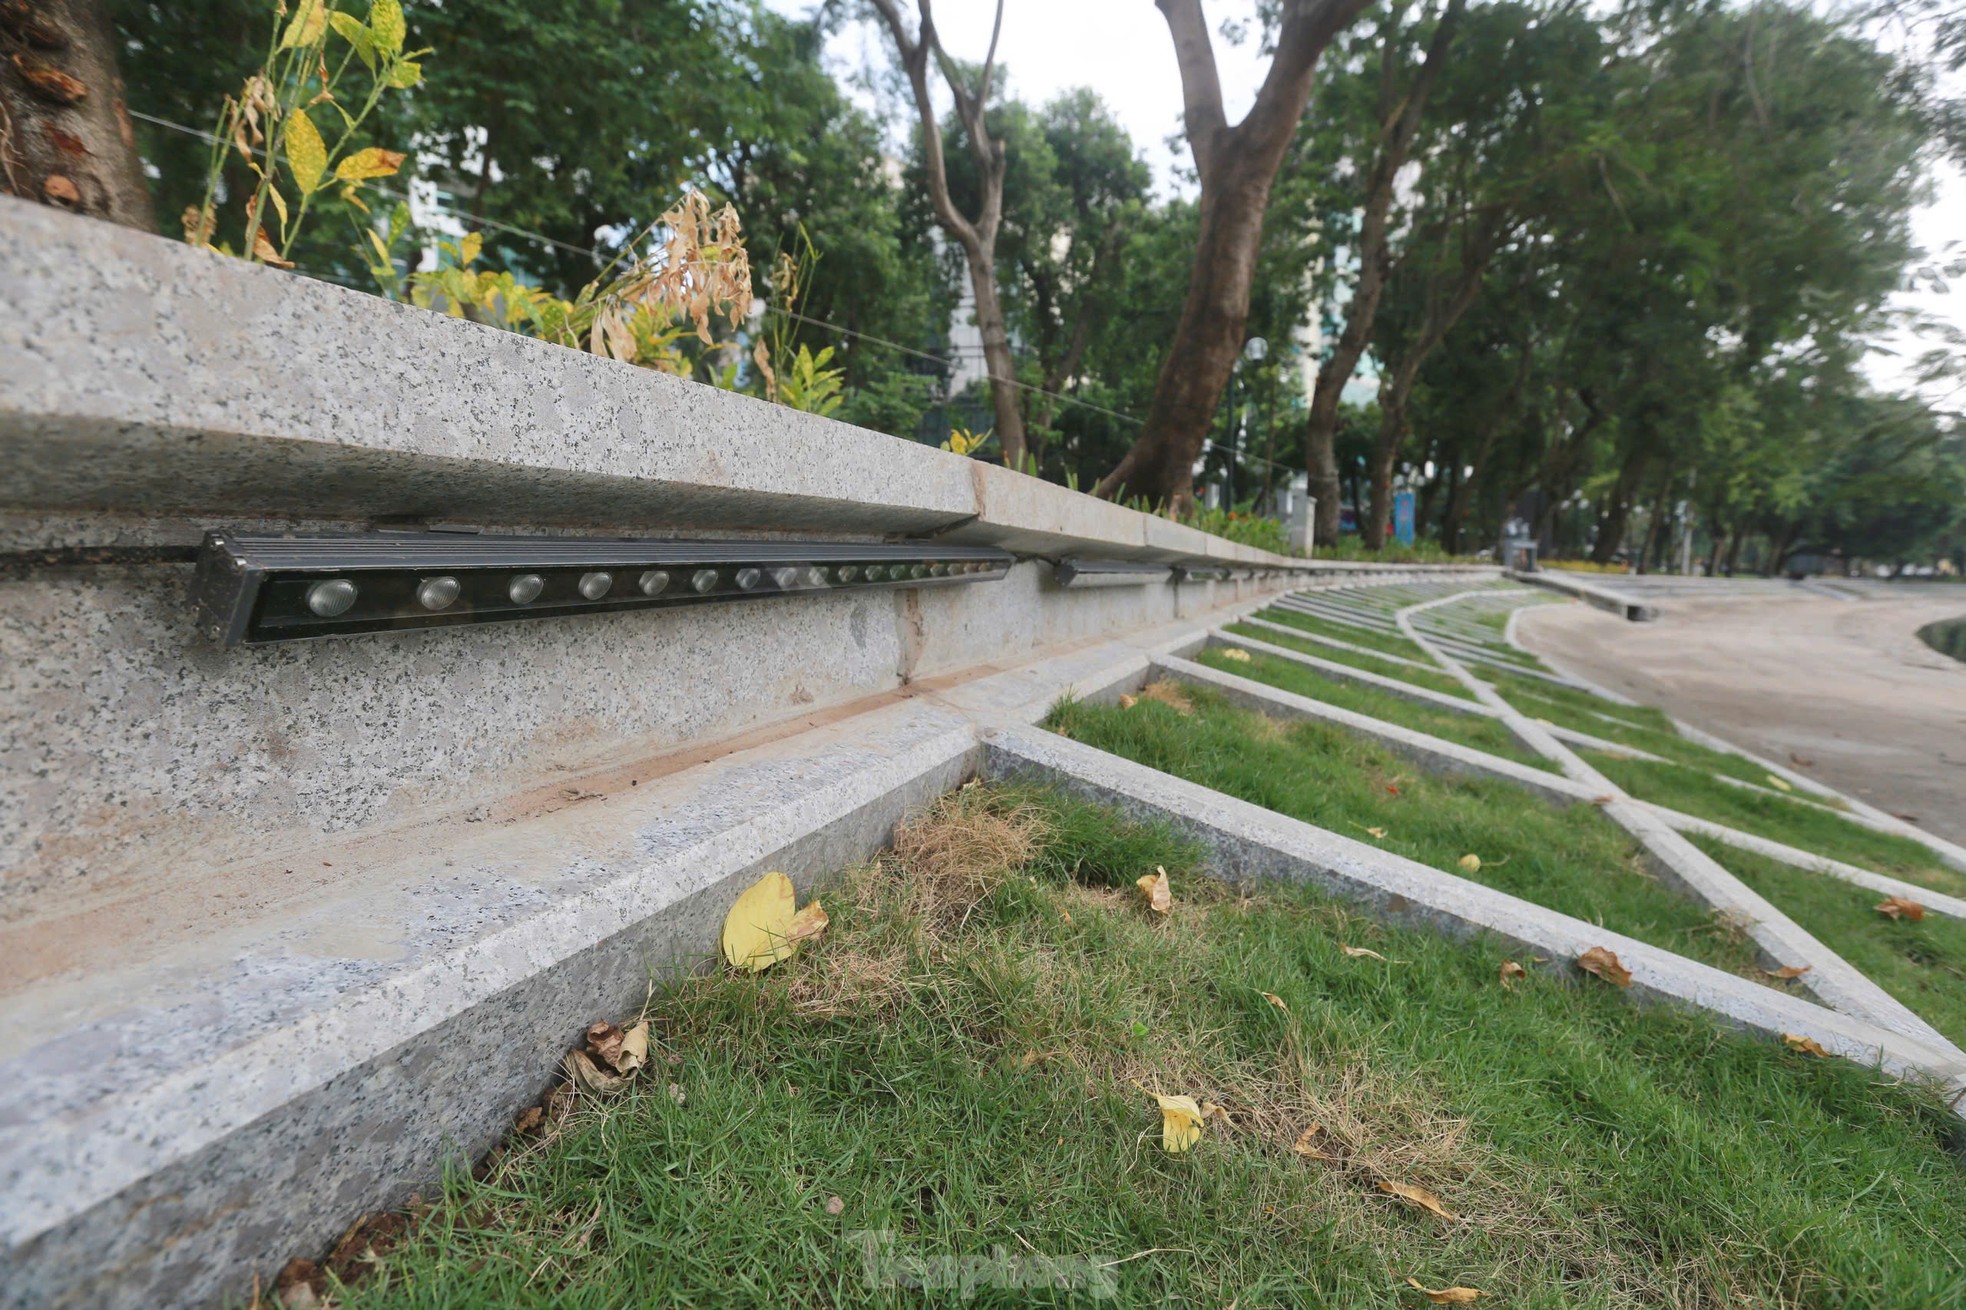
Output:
[
  {"xmin": 1498, "ymin": 960, "xmax": 1526, "ymax": 988},
  {"xmin": 1262, "ymin": 992, "xmax": 1290, "ymax": 1012},
  {"xmin": 1377, "ymin": 1178, "xmax": 1456, "ymax": 1220},
  {"xmin": 721, "ymin": 871, "xmax": 798, "ymax": 972},
  {"xmin": 1766, "ymin": 775, "xmax": 1793, "ymax": 792},
  {"xmin": 1875, "ymin": 896, "xmax": 1926, "ymax": 922},
  {"xmin": 1783, "ymin": 1032, "xmax": 1831, "ymax": 1058},
  {"xmin": 1118, "ymin": 693, "xmax": 1139, "ymax": 709},
  {"xmin": 787, "ymin": 900, "xmax": 829, "ymax": 947},
  {"xmin": 1406, "ymin": 1277, "xmax": 1482, "ymax": 1303},
  {"xmin": 1457, "ymin": 854, "xmax": 1482, "ymax": 873},
  {"xmin": 1762, "ymin": 964, "xmax": 1812, "ymax": 980},
  {"xmin": 1576, "ymin": 945, "xmax": 1633, "ymax": 987},
  {"xmin": 1137, "ymin": 866, "xmax": 1173, "ymax": 915},
  {"xmin": 1365, "ymin": 826, "xmax": 1389, "ymax": 840},
  {"xmin": 1219, "ymin": 647, "xmax": 1252, "ymax": 663},
  {"xmin": 1154, "ymin": 1093, "xmax": 1205, "ymax": 1153},
  {"xmin": 1341, "ymin": 944, "xmax": 1388, "ymax": 961}
]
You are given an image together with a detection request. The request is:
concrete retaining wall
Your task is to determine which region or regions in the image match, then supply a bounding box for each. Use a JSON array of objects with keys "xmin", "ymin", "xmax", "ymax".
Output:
[{"xmin": 0, "ymin": 199, "xmax": 1494, "ymax": 1307}]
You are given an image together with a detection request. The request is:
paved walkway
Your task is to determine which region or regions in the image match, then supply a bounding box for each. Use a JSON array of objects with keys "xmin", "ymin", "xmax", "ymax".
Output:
[{"xmin": 1516, "ymin": 586, "xmax": 1966, "ymax": 844}]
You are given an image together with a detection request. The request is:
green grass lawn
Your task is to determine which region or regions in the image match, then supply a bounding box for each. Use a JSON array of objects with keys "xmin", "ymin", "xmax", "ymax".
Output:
[
  {"xmin": 1050, "ymin": 684, "xmax": 1764, "ymax": 982},
  {"xmin": 1222, "ymin": 622, "xmax": 1474, "ymax": 700},
  {"xmin": 1482, "ymin": 675, "xmax": 1790, "ymax": 786},
  {"xmin": 1194, "ymin": 647, "xmax": 1555, "ymax": 772},
  {"xmin": 321, "ymin": 784, "xmax": 1965, "ymax": 1309},
  {"xmin": 1256, "ymin": 606, "xmax": 1435, "ymax": 663},
  {"xmin": 1692, "ymin": 835, "xmax": 1966, "ymax": 1049},
  {"xmin": 1585, "ymin": 752, "xmax": 1966, "ymax": 900}
]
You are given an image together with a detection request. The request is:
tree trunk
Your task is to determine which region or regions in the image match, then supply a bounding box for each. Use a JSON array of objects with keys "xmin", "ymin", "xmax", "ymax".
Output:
[
  {"xmin": 1590, "ymin": 445, "xmax": 1650, "ymax": 565},
  {"xmin": 1722, "ymin": 526, "xmax": 1745, "ymax": 576},
  {"xmin": 871, "ymin": 0, "xmax": 1027, "ymax": 470},
  {"xmin": 0, "ymin": 0, "xmax": 153, "ymax": 230},
  {"xmin": 961, "ymin": 242, "xmax": 1027, "ymax": 467},
  {"xmin": 1095, "ymin": 0, "xmax": 1371, "ymax": 510},
  {"xmin": 1301, "ymin": 0, "xmax": 1464, "ymax": 545}
]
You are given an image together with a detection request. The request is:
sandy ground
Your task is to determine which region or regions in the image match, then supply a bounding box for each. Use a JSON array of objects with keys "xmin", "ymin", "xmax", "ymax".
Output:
[{"xmin": 1515, "ymin": 587, "xmax": 1966, "ymax": 844}]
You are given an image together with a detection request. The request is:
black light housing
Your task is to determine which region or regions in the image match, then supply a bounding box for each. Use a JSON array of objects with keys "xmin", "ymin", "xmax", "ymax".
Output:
[
  {"xmin": 1051, "ymin": 557, "xmax": 1173, "ymax": 587},
  {"xmin": 192, "ymin": 531, "xmax": 1016, "ymax": 646}
]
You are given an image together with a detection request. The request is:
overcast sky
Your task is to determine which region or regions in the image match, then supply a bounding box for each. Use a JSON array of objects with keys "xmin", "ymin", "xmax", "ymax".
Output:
[{"xmin": 770, "ymin": 0, "xmax": 1962, "ymax": 403}]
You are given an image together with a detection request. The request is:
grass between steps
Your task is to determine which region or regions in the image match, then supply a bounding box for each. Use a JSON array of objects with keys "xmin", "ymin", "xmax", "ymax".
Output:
[
  {"xmin": 1222, "ymin": 622, "xmax": 1474, "ymax": 700},
  {"xmin": 1690, "ymin": 835, "xmax": 1966, "ymax": 1049},
  {"xmin": 1193, "ymin": 647, "xmax": 1558, "ymax": 773},
  {"xmin": 1583, "ymin": 752, "xmax": 1966, "ymax": 900},
  {"xmin": 1486, "ymin": 683, "xmax": 1779, "ymax": 787},
  {"xmin": 1049, "ymin": 683, "xmax": 1764, "ymax": 983},
  {"xmin": 1257, "ymin": 606, "xmax": 1435, "ymax": 663},
  {"xmin": 319, "ymin": 783, "xmax": 1965, "ymax": 1310}
]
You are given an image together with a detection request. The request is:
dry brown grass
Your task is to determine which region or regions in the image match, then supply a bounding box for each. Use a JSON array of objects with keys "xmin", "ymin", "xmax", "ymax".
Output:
[{"xmin": 1137, "ymin": 679, "xmax": 1196, "ymax": 716}]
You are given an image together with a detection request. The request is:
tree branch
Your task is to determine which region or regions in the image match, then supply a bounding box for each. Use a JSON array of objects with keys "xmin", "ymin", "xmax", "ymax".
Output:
[
  {"xmin": 869, "ymin": 0, "xmax": 981, "ymax": 252},
  {"xmin": 1155, "ymin": 0, "xmax": 1228, "ymax": 180}
]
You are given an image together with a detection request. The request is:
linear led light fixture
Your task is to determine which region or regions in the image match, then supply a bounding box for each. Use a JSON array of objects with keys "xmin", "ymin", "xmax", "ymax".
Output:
[
  {"xmin": 1051, "ymin": 557, "xmax": 1173, "ymax": 588},
  {"xmin": 1174, "ymin": 564, "xmax": 1237, "ymax": 583},
  {"xmin": 192, "ymin": 531, "xmax": 1015, "ymax": 647}
]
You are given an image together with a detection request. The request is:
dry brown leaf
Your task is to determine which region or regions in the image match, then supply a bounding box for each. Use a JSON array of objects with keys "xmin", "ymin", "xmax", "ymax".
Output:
[
  {"xmin": 1782, "ymin": 1032, "xmax": 1831, "ymax": 1058},
  {"xmin": 1576, "ymin": 946, "xmax": 1633, "ymax": 987},
  {"xmin": 617, "ymin": 1021, "xmax": 649, "ymax": 1075},
  {"xmin": 1118, "ymin": 693, "xmax": 1139, "ymax": 709},
  {"xmin": 586, "ymin": 1021, "xmax": 625, "ymax": 1071},
  {"xmin": 1341, "ymin": 945, "xmax": 1388, "ymax": 961},
  {"xmin": 1292, "ymin": 1124, "xmax": 1331, "ymax": 1159},
  {"xmin": 667, "ymin": 1082, "xmax": 687, "ymax": 1104},
  {"xmin": 1139, "ymin": 680, "xmax": 1195, "ymax": 715},
  {"xmin": 825, "ymin": 1195, "xmax": 845, "ymax": 1216},
  {"xmin": 787, "ymin": 900, "xmax": 829, "ymax": 947},
  {"xmin": 1762, "ymin": 965, "xmax": 1812, "ymax": 980},
  {"xmin": 1875, "ymin": 896, "xmax": 1926, "ymax": 922},
  {"xmin": 1406, "ymin": 1277, "xmax": 1482, "ymax": 1303},
  {"xmin": 1365, "ymin": 826, "xmax": 1389, "ymax": 840},
  {"xmin": 512, "ymin": 1105, "xmax": 544, "ymax": 1135},
  {"xmin": 251, "ymin": 228, "xmax": 295, "ymax": 268},
  {"xmin": 565, "ymin": 1048, "xmax": 630, "ymax": 1096},
  {"xmin": 1591, "ymin": 794, "xmax": 1615, "ymax": 806},
  {"xmin": 1377, "ymin": 1179, "xmax": 1456, "ymax": 1220},
  {"xmin": 1262, "ymin": 992, "xmax": 1289, "ymax": 1013},
  {"xmin": 1498, "ymin": 960, "xmax": 1526, "ymax": 989},
  {"xmin": 1137, "ymin": 866, "xmax": 1172, "ymax": 915}
]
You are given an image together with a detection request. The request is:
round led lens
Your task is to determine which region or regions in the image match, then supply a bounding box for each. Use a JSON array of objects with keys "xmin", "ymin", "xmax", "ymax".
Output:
[
  {"xmin": 508, "ymin": 574, "xmax": 545, "ymax": 604},
  {"xmin": 305, "ymin": 578, "xmax": 358, "ymax": 617},
  {"xmin": 639, "ymin": 569, "xmax": 670, "ymax": 597},
  {"xmin": 735, "ymin": 567, "xmax": 763, "ymax": 591},
  {"xmin": 578, "ymin": 571, "xmax": 613, "ymax": 600},
  {"xmin": 770, "ymin": 566, "xmax": 800, "ymax": 589},
  {"xmin": 805, "ymin": 567, "xmax": 828, "ymax": 587},
  {"xmin": 909, "ymin": 564, "xmax": 928, "ymax": 579},
  {"xmin": 836, "ymin": 565, "xmax": 859, "ymax": 583},
  {"xmin": 888, "ymin": 564, "xmax": 910, "ymax": 580},
  {"xmin": 417, "ymin": 576, "xmax": 461, "ymax": 611},
  {"xmin": 692, "ymin": 568, "xmax": 719, "ymax": 594}
]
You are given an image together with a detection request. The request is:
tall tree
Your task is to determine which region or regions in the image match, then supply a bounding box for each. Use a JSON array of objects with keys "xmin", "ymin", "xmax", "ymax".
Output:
[
  {"xmin": 1, "ymin": 0, "xmax": 152, "ymax": 228},
  {"xmin": 1301, "ymin": 0, "xmax": 1466, "ymax": 546},
  {"xmin": 1094, "ymin": 0, "xmax": 1372, "ymax": 508},
  {"xmin": 871, "ymin": 0, "xmax": 1029, "ymax": 469}
]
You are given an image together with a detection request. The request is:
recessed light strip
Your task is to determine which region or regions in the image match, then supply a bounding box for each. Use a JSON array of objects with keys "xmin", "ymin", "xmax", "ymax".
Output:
[{"xmin": 193, "ymin": 531, "xmax": 1017, "ymax": 646}]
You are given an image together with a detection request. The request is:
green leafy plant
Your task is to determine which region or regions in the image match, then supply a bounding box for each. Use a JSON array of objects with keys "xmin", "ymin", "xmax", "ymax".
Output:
[
  {"xmin": 185, "ymin": 0, "xmax": 427, "ymax": 267},
  {"xmin": 774, "ymin": 345, "xmax": 845, "ymax": 417},
  {"xmin": 1182, "ymin": 505, "xmax": 1293, "ymax": 555}
]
